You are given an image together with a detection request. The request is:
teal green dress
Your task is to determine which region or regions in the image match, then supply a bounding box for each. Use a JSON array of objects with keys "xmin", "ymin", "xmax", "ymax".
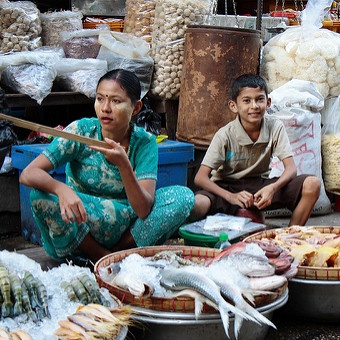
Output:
[{"xmin": 30, "ymin": 118, "xmax": 194, "ymax": 261}]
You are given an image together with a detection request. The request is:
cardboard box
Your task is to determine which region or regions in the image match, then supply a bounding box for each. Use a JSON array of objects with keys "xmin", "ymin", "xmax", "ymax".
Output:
[{"xmin": 11, "ymin": 140, "xmax": 194, "ymax": 244}]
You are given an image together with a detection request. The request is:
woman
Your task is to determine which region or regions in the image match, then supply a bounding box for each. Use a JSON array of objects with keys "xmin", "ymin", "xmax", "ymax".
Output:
[{"xmin": 20, "ymin": 69, "xmax": 195, "ymax": 264}]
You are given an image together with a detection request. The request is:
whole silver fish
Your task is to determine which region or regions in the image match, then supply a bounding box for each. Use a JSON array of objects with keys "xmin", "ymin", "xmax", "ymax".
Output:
[{"xmin": 160, "ymin": 267, "xmax": 252, "ymax": 339}]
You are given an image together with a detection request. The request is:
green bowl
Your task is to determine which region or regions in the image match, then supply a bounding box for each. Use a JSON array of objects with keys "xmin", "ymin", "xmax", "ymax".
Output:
[{"xmin": 178, "ymin": 226, "xmax": 219, "ymax": 248}]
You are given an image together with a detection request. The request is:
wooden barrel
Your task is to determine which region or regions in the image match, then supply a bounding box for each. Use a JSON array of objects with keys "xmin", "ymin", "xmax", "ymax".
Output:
[{"xmin": 176, "ymin": 25, "xmax": 262, "ymax": 150}]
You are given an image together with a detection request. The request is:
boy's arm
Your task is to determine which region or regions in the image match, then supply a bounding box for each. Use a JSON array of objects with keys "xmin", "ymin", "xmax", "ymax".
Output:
[
  {"xmin": 254, "ymin": 156, "xmax": 297, "ymax": 209},
  {"xmin": 195, "ymin": 165, "xmax": 253, "ymax": 208}
]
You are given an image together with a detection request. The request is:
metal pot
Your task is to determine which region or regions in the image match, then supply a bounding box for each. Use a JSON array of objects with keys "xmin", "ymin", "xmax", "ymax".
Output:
[
  {"xmin": 130, "ymin": 289, "xmax": 288, "ymax": 340},
  {"xmin": 286, "ymin": 278, "xmax": 340, "ymax": 321}
]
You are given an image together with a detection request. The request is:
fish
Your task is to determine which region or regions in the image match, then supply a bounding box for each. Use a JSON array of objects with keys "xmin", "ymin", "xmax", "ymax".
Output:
[
  {"xmin": 207, "ymin": 262, "xmax": 277, "ymax": 338},
  {"xmin": 247, "ymin": 275, "xmax": 288, "ymax": 291},
  {"xmin": 160, "ymin": 267, "xmax": 253, "ymax": 339},
  {"xmin": 165, "ymin": 289, "xmax": 219, "ymax": 319},
  {"xmin": 112, "ymin": 271, "xmax": 154, "ymax": 298}
]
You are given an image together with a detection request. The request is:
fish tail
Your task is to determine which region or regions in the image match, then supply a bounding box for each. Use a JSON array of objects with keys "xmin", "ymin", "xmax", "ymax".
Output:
[
  {"xmin": 219, "ymin": 306, "xmax": 230, "ymax": 338},
  {"xmin": 244, "ymin": 304, "xmax": 276, "ymax": 329},
  {"xmin": 234, "ymin": 314, "xmax": 243, "ymax": 340}
]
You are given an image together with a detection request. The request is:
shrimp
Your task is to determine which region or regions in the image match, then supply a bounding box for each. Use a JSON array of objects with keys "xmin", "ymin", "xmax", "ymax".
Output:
[
  {"xmin": 35, "ymin": 277, "xmax": 51, "ymax": 319},
  {"xmin": 22, "ymin": 271, "xmax": 42, "ymax": 319},
  {"xmin": 60, "ymin": 281, "xmax": 79, "ymax": 302},
  {"xmin": 9, "ymin": 272, "xmax": 23, "ymax": 316},
  {"xmin": 71, "ymin": 278, "xmax": 89, "ymax": 305},
  {"xmin": 20, "ymin": 281, "xmax": 37, "ymax": 322},
  {"xmin": 78, "ymin": 274, "xmax": 101, "ymax": 304},
  {"xmin": 0, "ymin": 263, "xmax": 13, "ymax": 317}
]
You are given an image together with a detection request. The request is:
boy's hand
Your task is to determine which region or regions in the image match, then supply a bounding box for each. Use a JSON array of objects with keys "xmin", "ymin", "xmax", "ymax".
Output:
[
  {"xmin": 254, "ymin": 185, "xmax": 275, "ymax": 210},
  {"xmin": 231, "ymin": 190, "xmax": 254, "ymax": 209}
]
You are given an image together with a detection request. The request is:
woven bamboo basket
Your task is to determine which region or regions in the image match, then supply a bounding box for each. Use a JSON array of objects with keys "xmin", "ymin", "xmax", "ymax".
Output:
[
  {"xmin": 244, "ymin": 226, "xmax": 340, "ymax": 281},
  {"xmin": 94, "ymin": 245, "xmax": 288, "ymax": 313}
]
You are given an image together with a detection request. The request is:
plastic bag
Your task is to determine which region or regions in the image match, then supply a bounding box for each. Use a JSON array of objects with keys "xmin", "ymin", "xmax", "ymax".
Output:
[
  {"xmin": 40, "ymin": 10, "xmax": 83, "ymax": 47},
  {"xmin": 55, "ymin": 57, "xmax": 108, "ymax": 99},
  {"xmin": 266, "ymin": 79, "xmax": 331, "ymax": 216},
  {"xmin": 149, "ymin": 0, "xmax": 210, "ymax": 99},
  {"xmin": 60, "ymin": 28, "xmax": 109, "ymax": 59},
  {"xmin": 1, "ymin": 64, "xmax": 56, "ymax": 105},
  {"xmin": 97, "ymin": 31, "xmax": 154, "ymax": 99},
  {"xmin": 0, "ymin": 0, "xmax": 42, "ymax": 53},
  {"xmin": 321, "ymin": 95, "xmax": 340, "ymax": 192},
  {"xmin": 123, "ymin": 0, "xmax": 156, "ymax": 43},
  {"xmin": 0, "ymin": 120, "xmax": 17, "ymax": 148},
  {"xmin": 133, "ymin": 96, "xmax": 162, "ymax": 135},
  {"xmin": 260, "ymin": 0, "xmax": 339, "ymax": 99}
]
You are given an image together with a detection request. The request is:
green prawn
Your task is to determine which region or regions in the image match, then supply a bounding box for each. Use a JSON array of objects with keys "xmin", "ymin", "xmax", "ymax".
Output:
[
  {"xmin": 8, "ymin": 272, "xmax": 22, "ymax": 316},
  {"xmin": 0, "ymin": 262, "xmax": 12, "ymax": 317}
]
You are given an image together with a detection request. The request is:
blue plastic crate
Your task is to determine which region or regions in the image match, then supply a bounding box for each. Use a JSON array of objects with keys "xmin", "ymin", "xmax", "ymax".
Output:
[{"xmin": 11, "ymin": 140, "xmax": 194, "ymax": 245}]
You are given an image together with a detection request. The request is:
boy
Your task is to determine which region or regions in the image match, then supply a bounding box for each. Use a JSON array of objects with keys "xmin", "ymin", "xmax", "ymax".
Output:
[{"xmin": 189, "ymin": 74, "xmax": 320, "ymax": 226}]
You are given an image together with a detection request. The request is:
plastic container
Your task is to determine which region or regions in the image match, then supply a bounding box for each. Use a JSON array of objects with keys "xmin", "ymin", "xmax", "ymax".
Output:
[
  {"xmin": 214, "ymin": 233, "xmax": 231, "ymax": 250},
  {"xmin": 178, "ymin": 226, "xmax": 219, "ymax": 248}
]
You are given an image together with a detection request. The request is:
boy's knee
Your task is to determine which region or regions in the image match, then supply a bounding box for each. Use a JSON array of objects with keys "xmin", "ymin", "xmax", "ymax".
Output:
[{"xmin": 303, "ymin": 176, "xmax": 321, "ymax": 196}]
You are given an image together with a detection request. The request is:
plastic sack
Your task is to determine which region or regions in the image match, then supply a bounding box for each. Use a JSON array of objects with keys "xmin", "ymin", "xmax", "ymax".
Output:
[
  {"xmin": 133, "ymin": 96, "xmax": 161, "ymax": 135},
  {"xmin": 265, "ymin": 79, "xmax": 331, "ymax": 216},
  {"xmin": 60, "ymin": 28, "xmax": 108, "ymax": 59},
  {"xmin": 40, "ymin": 10, "xmax": 83, "ymax": 47},
  {"xmin": 1, "ymin": 64, "xmax": 56, "ymax": 105},
  {"xmin": 0, "ymin": 0, "xmax": 42, "ymax": 53},
  {"xmin": 55, "ymin": 58, "xmax": 107, "ymax": 98},
  {"xmin": 149, "ymin": 0, "xmax": 210, "ymax": 99},
  {"xmin": 97, "ymin": 31, "xmax": 153, "ymax": 99},
  {"xmin": 260, "ymin": 0, "xmax": 339, "ymax": 99},
  {"xmin": 321, "ymin": 95, "xmax": 340, "ymax": 193},
  {"xmin": 0, "ymin": 120, "xmax": 17, "ymax": 148},
  {"xmin": 123, "ymin": 0, "xmax": 156, "ymax": 43},
  {"xmin": 0, "ymin": 47, "xmax": 64, "ymax": 73}
]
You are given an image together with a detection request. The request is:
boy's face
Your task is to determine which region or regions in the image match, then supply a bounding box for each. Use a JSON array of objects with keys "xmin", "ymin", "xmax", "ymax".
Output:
[{"xmin": 228, "ymin": 86, "xmax": 271, "ymax": 128}]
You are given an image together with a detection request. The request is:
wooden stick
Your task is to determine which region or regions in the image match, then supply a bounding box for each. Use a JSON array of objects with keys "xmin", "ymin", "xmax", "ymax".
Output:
[{"xmin": 0, "ymin": 113, "xmax": 111, "ymax": 149}]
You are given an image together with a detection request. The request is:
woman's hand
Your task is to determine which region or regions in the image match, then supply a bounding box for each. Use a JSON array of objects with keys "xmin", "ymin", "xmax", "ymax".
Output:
[
  {"xmin": 56, "ymin": 185, "xmax": 87, "ymax": 225},
  {"xmin": 90, "ymin": 137, "xmax": 128, "ymax": 167}
]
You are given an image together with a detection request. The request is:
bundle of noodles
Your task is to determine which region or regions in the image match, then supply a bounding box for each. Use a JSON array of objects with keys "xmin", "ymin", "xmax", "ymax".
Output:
[{"xmin": 54, "ymin": 303, "xmax": 132, "ymax": 340}]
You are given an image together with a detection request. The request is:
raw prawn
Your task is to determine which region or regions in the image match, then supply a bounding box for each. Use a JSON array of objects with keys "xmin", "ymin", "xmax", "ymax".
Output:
[
  {"xmin": 71, "ymin": 278, "xmax": 90, "ymax": 305},
  {"xmin": 0, "ymin": 262, "xmax": 12, "ymax": 317},
  {"xmin": 20, "ymin": 281, "xmax": 37, "ymax": 322},
  {"xmin": 9, "ymin": 271, "xmax": 23, "ymax": 316},
  {"xmin": 35, "ymin": 277, "xmax": 51, "ymax": 319},
  {"xmin": 60, "ymin": 281, "xmax": 79, "ymax": 302}
]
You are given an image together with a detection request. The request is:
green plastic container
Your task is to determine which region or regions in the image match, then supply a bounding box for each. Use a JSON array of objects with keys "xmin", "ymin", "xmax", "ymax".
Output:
[{"xmin": 178, "ymin": 225, "xmax": 219, "ymax": 248}]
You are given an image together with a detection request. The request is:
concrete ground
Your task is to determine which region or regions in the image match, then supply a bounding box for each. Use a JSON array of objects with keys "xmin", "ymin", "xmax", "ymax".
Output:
[{"xmin": 265, "ymin": 210, "xmax": 340, "ymax": 340}]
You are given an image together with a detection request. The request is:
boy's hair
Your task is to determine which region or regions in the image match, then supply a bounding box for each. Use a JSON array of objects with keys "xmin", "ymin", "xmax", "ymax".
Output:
[{"xmin": 231, "ymin": 74, "xmax": 268, "ymax": 101}]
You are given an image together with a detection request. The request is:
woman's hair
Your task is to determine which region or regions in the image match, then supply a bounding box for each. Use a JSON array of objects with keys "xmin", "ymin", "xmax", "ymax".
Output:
[
  {"xmin": 97, "ymin": 69, "xmax": 141, "ymax": 104},
  {"xmin": 231, "ymin": 74, "xmax": 268, "ymax": 101}
]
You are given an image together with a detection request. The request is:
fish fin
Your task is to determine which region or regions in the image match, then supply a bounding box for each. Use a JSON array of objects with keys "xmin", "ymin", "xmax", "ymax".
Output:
[
  {"xmin": 234, "ymin": 314, "xmax": 243, "ymax": 340},
  {"xmin": 219, "ymin": 306, "xmax": 230, "ymax": 338}
]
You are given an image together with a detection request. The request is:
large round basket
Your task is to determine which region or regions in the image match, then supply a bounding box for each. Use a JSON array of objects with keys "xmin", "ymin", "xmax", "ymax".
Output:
[
  {"xmin": 94, "ymin": 245, "xmax": 288, "ymax": 313},
  {"xmin": 244, "ymin": 226, "xmax": 340, "ymax": 281}
]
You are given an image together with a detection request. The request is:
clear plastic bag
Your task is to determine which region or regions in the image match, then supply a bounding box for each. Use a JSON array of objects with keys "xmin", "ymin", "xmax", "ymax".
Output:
[
  {"xmin": 261, "ymin": 0, "xmax": 339, "ymax": 99},
  {"xmin": 0, "ymin": 0, "xmax": 42, "ymax": 53}
]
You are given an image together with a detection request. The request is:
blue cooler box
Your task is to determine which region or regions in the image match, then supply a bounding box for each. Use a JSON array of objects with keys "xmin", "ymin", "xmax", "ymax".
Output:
[{"xmin": 11, "ymin": 140, "xmax": 194, "ymax": 245}]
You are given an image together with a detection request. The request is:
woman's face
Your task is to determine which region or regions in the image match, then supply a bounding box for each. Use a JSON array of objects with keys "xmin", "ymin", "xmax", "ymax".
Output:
[{"xmin": 94, "ymin": 79, "xmax": 137, "ymax": 137}]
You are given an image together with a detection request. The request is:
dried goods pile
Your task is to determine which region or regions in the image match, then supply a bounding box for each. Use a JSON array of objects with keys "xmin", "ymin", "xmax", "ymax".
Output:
[{"xmin": 0, "ymin": 0, "xmax": 42, "ymax": 53}]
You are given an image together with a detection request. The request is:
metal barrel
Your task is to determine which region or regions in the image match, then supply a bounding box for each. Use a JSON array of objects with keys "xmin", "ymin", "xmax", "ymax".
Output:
[{"xmin": 176, "ymin": 25, "xmax": 262, "ymax": 150}]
